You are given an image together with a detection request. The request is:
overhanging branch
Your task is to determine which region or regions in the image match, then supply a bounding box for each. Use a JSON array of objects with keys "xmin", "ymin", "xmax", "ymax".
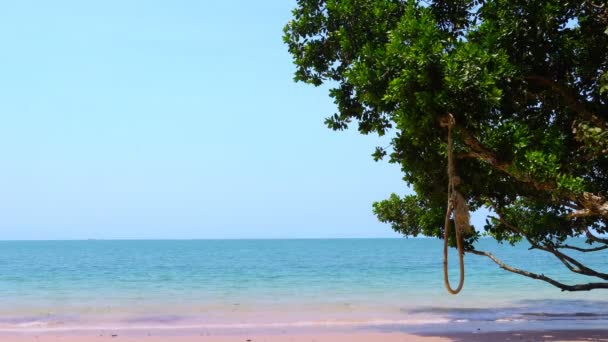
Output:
[
  {"xmin": 456, "ymin": 126, "xmax": 556, "ymax": 192},
  {"xmin": 467, "ymin": 249, "xmax": 608, "ymax": 291},
  {"xmin": 487, "ymin": 200, "xmax": 608, "ymax": 281},
  {"xmin": 555, "ymin": 244, "xmax": 608, "ymax": 252},
  {"xmin": 456, "ymin": 125, "xmax": 608, "ymax": 219},
  {"xmin": 544, "ymin": 244, "xmax": 608, "ymax": 280},
  {"xmin": 586, "ymin": 228, "xmax": 608, "ymax": 244}
]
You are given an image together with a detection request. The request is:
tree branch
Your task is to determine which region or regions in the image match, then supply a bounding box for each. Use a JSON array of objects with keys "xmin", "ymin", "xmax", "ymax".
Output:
[
  {"xmin": 555, "ymin": 244, "xmax": 608, "ymax": 252},
  {"xmin": 586, "ymin": 228, "xmax": 608, "ymax": 244},
  {"xmin": 487, "ymin": 200, "xmax": 608, "ymax": 281},
  {"xmin": 467, "ymin": 249, "xmax": 608, "ymax": 291},
  {"xmin": 456, "ymin": 125, "xmax": 608, "ymax": 219},
  {"xmin": 523, "ymin": 74, "xmax": 607, "ymax": 128},
  {"xmin": 544, "ymin": 244, "xmax": 608, "ymax": 280},
  {"xmin": 578, "ymin": 193, "xmax": 608, "ymax": 219},
  {"xmin": 567, "ymin": 209, "xmax": 593, "ymax": 218},
  {"xmin": 555, "ymin": 228, "xmax": 608, "ymax": 252},
  {"xmin": 456, "ymin": 126, "xmax": 556, "ymax": 192}
]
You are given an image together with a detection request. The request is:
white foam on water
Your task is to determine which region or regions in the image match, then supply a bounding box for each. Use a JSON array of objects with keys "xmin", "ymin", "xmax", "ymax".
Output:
[
  {"xmin": 15, "ymin": 321, "xmax": 49, "ymax": 328},
  {"xmin": 0, "ymin": 317, "xmax": 451, "ymax": 333}
]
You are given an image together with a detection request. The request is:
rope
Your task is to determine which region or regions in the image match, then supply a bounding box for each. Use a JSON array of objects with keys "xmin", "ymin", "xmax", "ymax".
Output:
[{"xmin": 442, "ymin": 113, "xmax": 469, "ymax": 295}]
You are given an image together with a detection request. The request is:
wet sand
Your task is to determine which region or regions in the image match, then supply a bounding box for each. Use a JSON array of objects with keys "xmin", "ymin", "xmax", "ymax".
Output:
[{"xmin": 2, "ymin": 330, "xmax": 608, "ymax": 341}]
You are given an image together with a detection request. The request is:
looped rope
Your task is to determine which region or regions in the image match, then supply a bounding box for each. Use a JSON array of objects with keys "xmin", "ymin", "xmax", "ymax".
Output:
[{"xmin": 441, "ymin": 113, "xmax": 469, "ymax": 295}]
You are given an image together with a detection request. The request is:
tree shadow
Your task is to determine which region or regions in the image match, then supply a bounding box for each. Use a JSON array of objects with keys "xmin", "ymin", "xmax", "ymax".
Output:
[
  {"xmin": 417, "ymin": 330, "xmax": 608, "ymax": 341},
  {"xmin": 357, "ymin": 299, "xmax": 608, "ymax": 341},
  {"xmin": 400, "ymin": 299, "xmax": 608, "ymax": 326}
]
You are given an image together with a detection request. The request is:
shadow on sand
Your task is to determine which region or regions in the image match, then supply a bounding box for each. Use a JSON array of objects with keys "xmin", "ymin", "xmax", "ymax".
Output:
[
  {"xmin": 420, "ymin": 330, "xmax": 608, "ymax": 342},
  {"xmin": 359, "ymin": 299, "xmax": 608, "ymax": 341}
]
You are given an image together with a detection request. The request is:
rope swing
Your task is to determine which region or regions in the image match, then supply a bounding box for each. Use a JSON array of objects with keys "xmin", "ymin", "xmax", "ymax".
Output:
[{"xmin": 441, "ymin": 113, "xmax": 471, "ymax": 295}]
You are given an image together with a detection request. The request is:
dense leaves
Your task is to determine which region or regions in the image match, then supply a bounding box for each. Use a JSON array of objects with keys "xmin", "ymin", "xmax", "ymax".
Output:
[{"xmin": 285, "ymin": 0, "xmax": 608, "ymax": 289}]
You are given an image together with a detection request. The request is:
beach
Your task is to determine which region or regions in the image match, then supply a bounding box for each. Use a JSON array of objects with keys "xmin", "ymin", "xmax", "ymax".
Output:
[
  {"xmin": 1, "ymin": 239, "xmax": 607, "ymax": 341},
  {"xmin": 3, "ymin": 330, "xmax": 608, "ymax": 341},
  {"xmin": 4, "ymin": 0, "xmax": 606, "ymax": 340}
]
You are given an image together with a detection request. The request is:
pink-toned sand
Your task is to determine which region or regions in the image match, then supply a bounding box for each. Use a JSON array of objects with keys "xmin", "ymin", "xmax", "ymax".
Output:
[
  {"xmin": 2, "ymin": 331, "xmax": 608, "ymax": 342},
  {"xmin": 0, "ymin": 333, "xmax": 446, "ymax": 342}
]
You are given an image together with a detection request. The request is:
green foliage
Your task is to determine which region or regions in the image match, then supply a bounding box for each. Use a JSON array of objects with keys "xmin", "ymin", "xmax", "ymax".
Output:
[
  {"xmin": 601, "ymin": 72, "xmax": 608, "ymax": 95},
  {"xmin": 285, "ymin": 0, "xmax": 608, "ymax": 251},
  {"xmin": 573, "ymin": 120, "xmax": 608, "ymax": 157}
]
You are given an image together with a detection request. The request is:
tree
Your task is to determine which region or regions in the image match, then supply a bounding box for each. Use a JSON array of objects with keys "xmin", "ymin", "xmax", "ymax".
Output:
[{"xmin": 284, "ymin": 0, "xmax": 608, "ymax": 291}]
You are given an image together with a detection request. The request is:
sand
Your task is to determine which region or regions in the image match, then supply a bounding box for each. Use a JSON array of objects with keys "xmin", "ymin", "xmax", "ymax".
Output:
[{"xmin": 2, "ymin": 330, "xmax": 608, "ymax": 342}]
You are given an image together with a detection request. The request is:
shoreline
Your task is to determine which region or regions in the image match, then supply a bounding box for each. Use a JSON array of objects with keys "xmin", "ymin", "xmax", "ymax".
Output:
[
  {"xmin": 3, "ymin": 314, "xmax": 608, "ymax": 339},
  {"xmin": 2, "ymin": 329, "xmax": 608, "ymax": 341}
]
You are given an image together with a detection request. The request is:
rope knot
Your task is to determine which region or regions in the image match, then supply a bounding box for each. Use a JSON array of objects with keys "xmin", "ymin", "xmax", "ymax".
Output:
[{"xmin": 439, "ymin": 113, "xmax": 456, "ymax": 128}]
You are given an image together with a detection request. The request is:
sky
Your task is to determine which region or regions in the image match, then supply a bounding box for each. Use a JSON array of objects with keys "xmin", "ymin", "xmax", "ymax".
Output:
[
  {"xmin": 0, "ymin": 1, "xmax": 484, "ymax": 240},
  {"xmin": 0, "ymin": 0, "xmax": 410, "ymax": 239}
]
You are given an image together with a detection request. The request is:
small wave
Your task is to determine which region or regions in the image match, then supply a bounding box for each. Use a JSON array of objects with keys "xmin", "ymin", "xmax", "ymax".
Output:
[
  {"xmin": 0, "ymin": 318, "xmax": 451, "ymax": 332},
  {"xmin": 124, "ymin": 315, "xmax": 185, "ymax": 324},
  {"xmin": 15, "ymin": 321, "xmax": 49, "ymax": 328},
  {"xmin": 0, "ymin": 320, "xmax": 50, "ymax": 330},
  {"xmin": 495, "ymin": 318, "xmax": 525, "ymax": 323}
]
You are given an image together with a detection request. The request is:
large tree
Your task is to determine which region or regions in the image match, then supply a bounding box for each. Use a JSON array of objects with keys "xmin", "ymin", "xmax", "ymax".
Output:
[{"xmin": 284, "ymin": 0, "xmax": 608, "ymax": 291}]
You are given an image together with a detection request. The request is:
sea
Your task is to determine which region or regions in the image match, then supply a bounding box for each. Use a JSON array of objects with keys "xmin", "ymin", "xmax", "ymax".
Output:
[{"xmin": 0, "ymin": 238, "xmax": 607, "ymax": 334}]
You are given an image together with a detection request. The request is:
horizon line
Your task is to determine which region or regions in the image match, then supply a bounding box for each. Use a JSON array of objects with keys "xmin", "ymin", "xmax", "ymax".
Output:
[{"xmin": 0, "ymin": 236, "xmax": 418, "ymax": 242}]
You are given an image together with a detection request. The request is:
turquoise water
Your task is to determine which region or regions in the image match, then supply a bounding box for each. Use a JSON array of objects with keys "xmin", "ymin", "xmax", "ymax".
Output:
[{"xmin": 1, "ymin": 238, "xmax": 607, "ymax": 332}]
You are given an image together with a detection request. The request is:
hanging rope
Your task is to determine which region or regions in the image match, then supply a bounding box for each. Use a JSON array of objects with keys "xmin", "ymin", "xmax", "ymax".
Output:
[{"xmin": 441, "ymin": 113, "xmax": 471, "ymax": 295}]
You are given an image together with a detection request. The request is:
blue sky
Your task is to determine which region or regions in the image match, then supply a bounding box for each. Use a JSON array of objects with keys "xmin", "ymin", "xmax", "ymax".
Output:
[
  {"xmin": 0, "ymin": 0, "xmax": 411, "ymax": 239},
  {"xmin": 0, "ymin": 1, "xmax": 489, "ymax": 240}
]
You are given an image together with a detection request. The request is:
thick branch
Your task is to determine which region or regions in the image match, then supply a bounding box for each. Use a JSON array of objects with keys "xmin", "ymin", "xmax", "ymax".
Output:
[
  {"xmin": 488, "ymin": 201, "xmax": 608, "ymax": 281},
  {"xmin": 555, "ymin": 244, "xmax": 608, "ymax": 252},
  {"xmin": 456, "ymin": 126, "xmax": 556, "ymax": 192},
  {"xmin": 579, "ymin": 193, "xmax": 608, "ymax": 219},
  {"xmin": 544, "ymin": 244, "xmax": 608, "ymax": 280},
  {"xmin": 456, "ymin": 126, "xmax": 608, "ymax": 219},
  {"xmin": 567, "ymin": 209, "xmax": 593, "ymax": 218},
  {"xmin": 467, "ymin": 249, "xmax": 608, "ymax": 291},
  {"xmin": 524, "ymin": 74, "xmax": 607, "ymax": 128},
  {"xmin": 586, "ymin": 229, "xmax": 608, "ymax": 244}
]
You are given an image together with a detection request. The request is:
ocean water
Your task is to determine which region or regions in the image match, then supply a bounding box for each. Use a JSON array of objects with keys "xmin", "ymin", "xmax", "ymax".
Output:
[{"xmin": 0, "ymin": 238, "xmax": 607, "ymax": 333}]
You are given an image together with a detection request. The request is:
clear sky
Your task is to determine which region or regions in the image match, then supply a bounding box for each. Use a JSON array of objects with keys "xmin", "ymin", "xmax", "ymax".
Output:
[{"xmin": 0, "ymin": 1, "xmax": 484, "ymax": 240}]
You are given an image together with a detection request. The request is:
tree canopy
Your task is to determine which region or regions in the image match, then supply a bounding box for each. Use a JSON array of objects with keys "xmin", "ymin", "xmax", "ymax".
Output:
[{"xmin": 284, "ymin": 0, "xmax": 608, "ymax": 291}]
